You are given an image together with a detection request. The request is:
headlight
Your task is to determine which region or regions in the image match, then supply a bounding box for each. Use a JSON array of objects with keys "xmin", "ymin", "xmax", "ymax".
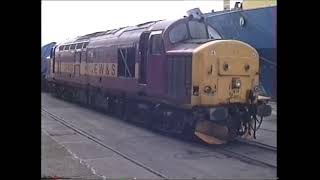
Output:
[
  {"xmin": 244, "ymin": 64, "xmax": 250, "ymax": 72},
  {"xmin": 232, "ymin": 78, "xmax": 241, "ymax": 89},
  {"xmin": 204, "ymin": 86, "xmax": 212, "ymax": 93}
]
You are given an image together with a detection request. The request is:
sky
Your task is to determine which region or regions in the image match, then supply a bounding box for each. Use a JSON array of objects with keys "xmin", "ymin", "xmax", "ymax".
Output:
[{"xmin": 42, "ymin": 0, "xmax": 239, "ymax": 46}]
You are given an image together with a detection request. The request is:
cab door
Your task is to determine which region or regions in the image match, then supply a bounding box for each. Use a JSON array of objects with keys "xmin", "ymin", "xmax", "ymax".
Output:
[
  {"xmin": 146, "ymin": 31, "xmax": 166, "ymax": 96},
  {"xmin": 81, "ymin": 42, "xmax": 89, "ymax": 84},
  {"xmin": 74, "ymin": 44, "xmax": 81, "ymax": 77},
  {"xmin": 138, "ymin": 31, "xmax": 150, "ymax": 84},
  {"xmin": 50, "ymin": 46, "xmax": 56, "ymax": 75}
]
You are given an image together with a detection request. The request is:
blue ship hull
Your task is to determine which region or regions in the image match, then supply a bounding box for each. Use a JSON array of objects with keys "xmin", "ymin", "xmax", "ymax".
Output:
[{"xmin": 205, "ymin": 6, "xmax": 277, "ymax": 99}]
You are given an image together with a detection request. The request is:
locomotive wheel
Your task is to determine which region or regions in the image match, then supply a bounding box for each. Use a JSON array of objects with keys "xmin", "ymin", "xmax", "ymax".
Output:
[
  {"xmin": 122, "ymin": 101, "xmax": 132, "ymax": 122},
  {"xmin": 143, "ymin": 110, "xmax": 153, "ymax": 129},
  {"xmin": 181, "ymin": 113, "xmax": 197, "ymax": 141},
  {"xmin": 114, "ymin": 98, "xmax": 126, "ymax": 120},
  {"xmin": 100, "ymin": 96, "xmax": 110, "ymax": 114},
  {"xmin": 123, "ymin": 102, "xmax": 150, "ymax": 126},
  {"xmin": 154, "ymin": 109, "xmax": 175, "ymax": 135}
]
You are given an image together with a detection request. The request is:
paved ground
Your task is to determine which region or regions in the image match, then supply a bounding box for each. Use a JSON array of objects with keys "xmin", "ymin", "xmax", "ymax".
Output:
[
  {"xmin": 41, "ymin": 131, "xmax": 100, "ymax": 179},
  {"xmin": 41, "ymin": 92, "xmax": 277, "ymax": 179},
  {"xmin": 42, "ymin": 114, "xmax": 160, "ymax": 179}
]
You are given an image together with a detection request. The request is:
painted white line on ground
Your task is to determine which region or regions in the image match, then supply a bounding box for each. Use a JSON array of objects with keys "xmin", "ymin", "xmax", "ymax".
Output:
[{"xmin": 42, "ymin": 129, "xmax": 107, "ymax": 180}]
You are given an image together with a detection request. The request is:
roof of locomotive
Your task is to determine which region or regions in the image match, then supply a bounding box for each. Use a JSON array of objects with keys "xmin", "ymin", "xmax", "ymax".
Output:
[{"xmin": 58, "ymin": 19, "xmax": 176, "ymax": 47}]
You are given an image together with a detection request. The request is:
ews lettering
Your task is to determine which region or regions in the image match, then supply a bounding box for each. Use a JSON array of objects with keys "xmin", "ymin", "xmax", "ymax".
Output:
[{"xmin": 111, "ymin": 64, "xmax": 116, "ymax": 76}]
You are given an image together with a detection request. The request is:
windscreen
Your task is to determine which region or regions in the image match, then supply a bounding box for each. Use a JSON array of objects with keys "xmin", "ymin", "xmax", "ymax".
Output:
[
  {"xmin": 169, "ymin": 23, "xmax": 188, "ymax": 43},
  {"xmin": 169, "ymin": 20, "xmax": 222, "ymax": 43},
  {"xmin": 188, "ymin": 21, "xmax": 208, "ymax": 39}
]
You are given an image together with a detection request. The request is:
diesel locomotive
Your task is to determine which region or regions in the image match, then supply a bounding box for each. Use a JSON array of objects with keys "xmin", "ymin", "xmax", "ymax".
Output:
[
  {"xmin": 46, "ymin": 15, "xmax": 272, "ymax": 144},
  {"xmin": 41, "ymin": 42, "xmax": 56, "ymax": 91}
]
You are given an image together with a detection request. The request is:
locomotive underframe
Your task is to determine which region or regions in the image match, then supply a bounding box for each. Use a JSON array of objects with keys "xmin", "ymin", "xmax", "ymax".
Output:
[{"xmin": 48, "ymin": 79, "xmax": 265, "ymax": 144}]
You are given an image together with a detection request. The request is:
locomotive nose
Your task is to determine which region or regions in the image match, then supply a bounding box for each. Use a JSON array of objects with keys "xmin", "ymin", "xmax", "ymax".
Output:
[
  {"xmin": 191, "ymin": 40, "xmax": 260, "ymax": 144},
  {"xmin": 192, "ymin": 40, "xmax": 260, "ymax": 105}
]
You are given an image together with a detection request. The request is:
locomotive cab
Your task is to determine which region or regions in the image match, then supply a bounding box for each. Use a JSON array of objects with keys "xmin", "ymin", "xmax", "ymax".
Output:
[{"xmin": 163, "ymin": 17, "xmax": 272, "ymax": 144}]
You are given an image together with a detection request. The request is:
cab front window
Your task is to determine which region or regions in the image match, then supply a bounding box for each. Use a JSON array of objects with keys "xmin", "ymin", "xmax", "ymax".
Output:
[
  {"xmin": 188, "ymin": 21, "xmax": 208, "ymax": 39},
  {"xmin": 168, "ymin": 20, "xmax": 222, "ymax": 44},
  {"xmin": 169, "ymin": 23, "xmax": 188, "ymax": 43}
]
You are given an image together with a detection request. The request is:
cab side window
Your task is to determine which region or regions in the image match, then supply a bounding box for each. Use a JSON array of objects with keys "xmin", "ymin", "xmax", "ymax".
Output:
[{"xmin": 150, "ymin": 34, "xmax": 163, "ymax": 55}]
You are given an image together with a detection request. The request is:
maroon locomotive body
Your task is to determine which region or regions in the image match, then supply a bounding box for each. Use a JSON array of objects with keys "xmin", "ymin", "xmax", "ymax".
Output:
[
  {"xmin": 51, "ymin": 18, "xmax": 202, "ymax": 105},
  {"xmin": 48, "ymin": 16, "xmax": 271, "ymax": 144}
]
